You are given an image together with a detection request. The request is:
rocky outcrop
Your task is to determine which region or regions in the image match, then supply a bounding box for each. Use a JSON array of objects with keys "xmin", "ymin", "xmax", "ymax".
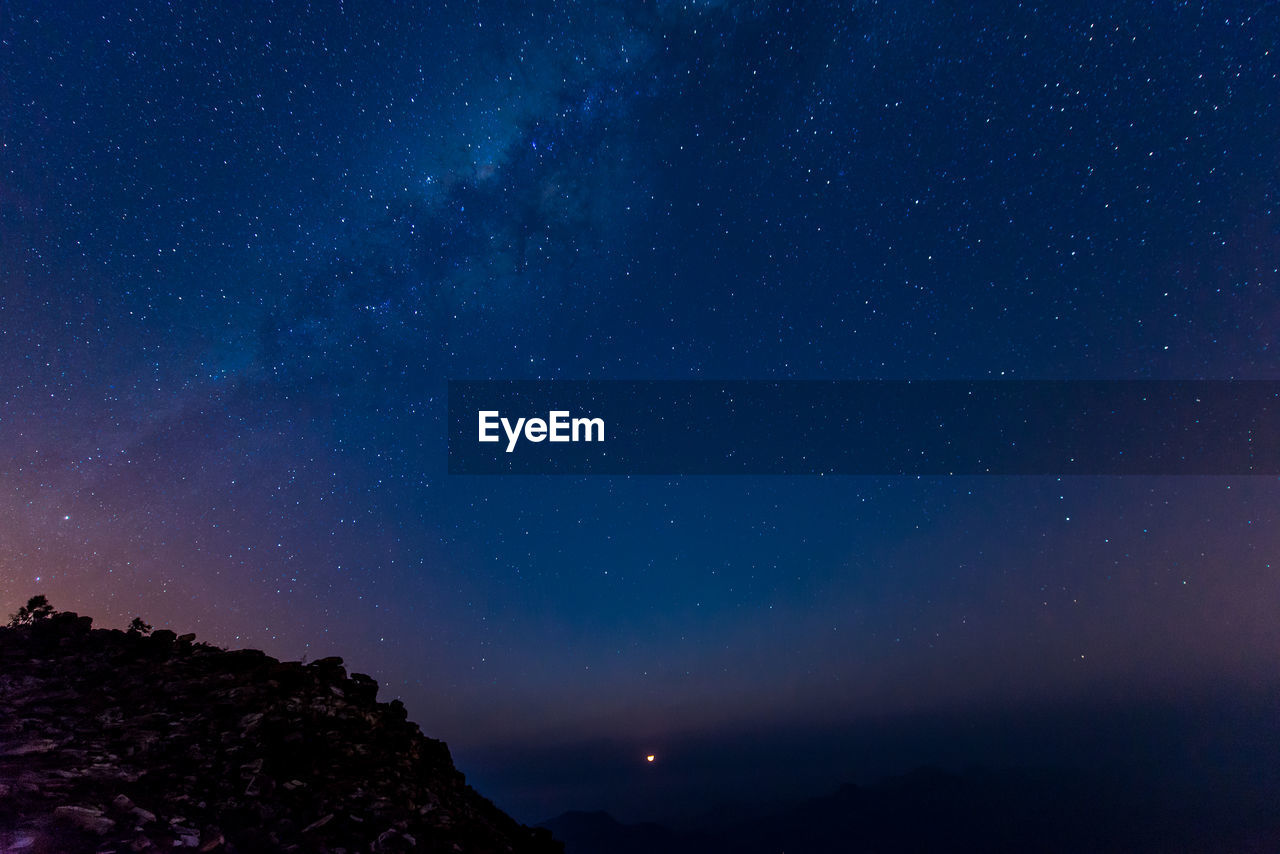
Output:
[{"xmin": 0, "ymin": 611, "xmax": 561, "ymax": 853}]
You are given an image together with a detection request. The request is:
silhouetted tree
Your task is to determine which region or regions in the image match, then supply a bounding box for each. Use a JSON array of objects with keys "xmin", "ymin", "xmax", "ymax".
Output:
[
  {"xmin": 8, "ymin": 595, "xmax": 54, "ymax": 627},
  {"xmin": 127, "ymin": 616, "xmax": 153, "ymax": 636}
]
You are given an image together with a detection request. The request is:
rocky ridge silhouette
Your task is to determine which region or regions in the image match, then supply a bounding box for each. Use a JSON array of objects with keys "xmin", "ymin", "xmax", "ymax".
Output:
[{"xmin": 0, "ymin": 607, "xmax": 562, "ymax": 854}]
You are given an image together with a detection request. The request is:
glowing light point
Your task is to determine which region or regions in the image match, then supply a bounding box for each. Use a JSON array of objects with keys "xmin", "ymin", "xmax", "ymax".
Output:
[{"xmin": 646, "ymin": 754, "xmax": 655, "ymax": 763}]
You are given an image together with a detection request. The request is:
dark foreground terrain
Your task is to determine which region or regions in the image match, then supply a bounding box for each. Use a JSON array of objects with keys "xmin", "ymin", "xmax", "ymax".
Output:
[
  {"xmin": 542, "ymin": 762, "xmax": 1280, "ymax": 854},
  {"xmin": 0, "ymin": 610, "xmax": 560, "ymax": 853}
]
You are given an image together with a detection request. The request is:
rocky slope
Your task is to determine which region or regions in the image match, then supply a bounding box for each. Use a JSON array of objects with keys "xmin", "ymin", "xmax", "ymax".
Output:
[{"xmin": 0, "ymin": 610, "xmax": 561, "ymax": 853}]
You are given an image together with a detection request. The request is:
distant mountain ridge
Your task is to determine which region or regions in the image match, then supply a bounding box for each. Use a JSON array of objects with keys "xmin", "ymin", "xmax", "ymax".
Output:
[
  {"xmin": 0, "ymin": 606, "xmax": 561, "ymax": 853},
  {"xmin": 541, "ymin": 764, "xmax": 1280, "ymax": 854}
]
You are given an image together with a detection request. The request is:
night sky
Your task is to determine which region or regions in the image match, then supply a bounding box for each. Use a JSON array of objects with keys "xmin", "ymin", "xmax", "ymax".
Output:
[{"xmin": 3, "ymin": 0, "xmax": 1279, "ymax": 825}]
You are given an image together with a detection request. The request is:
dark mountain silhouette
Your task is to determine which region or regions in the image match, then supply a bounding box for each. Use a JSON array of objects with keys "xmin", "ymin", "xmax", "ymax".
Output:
[
  {"xmin": 537, "ymin": 812, "xmax": 682, "ymax": 854},
  {"xmin": 542, "ymin": 763, "xmax": 1280, "ymax": 854},
  {"xmin": 0, "ymin": 605, "xmax": 561, "ymax": 853}
]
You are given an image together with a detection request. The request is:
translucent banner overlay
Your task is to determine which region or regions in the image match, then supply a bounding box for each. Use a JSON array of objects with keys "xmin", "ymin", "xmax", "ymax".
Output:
[{"xmin": 447, "ymin": 381, "xmax": 1280, "ymax": 475}]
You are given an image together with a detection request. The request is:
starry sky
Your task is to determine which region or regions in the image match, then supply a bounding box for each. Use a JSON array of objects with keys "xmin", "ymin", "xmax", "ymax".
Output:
[{"xmin": 3, "ymin": 0, "xmax": 1279, "ymax": 824}]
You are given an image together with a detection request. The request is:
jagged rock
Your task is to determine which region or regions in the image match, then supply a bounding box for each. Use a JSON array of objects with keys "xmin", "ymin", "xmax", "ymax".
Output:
[
  {"xmin": 301, "ymin": 813, "xmax": 334, "ymax": 833},
  {"xmin": 0, "ymin": 614, "xmax": 561, "ymax": 853},
  {"xmin": 348, "ymin": 673, "xmax": 379, "ymax": 704},
  {"xmin": 5, "ymin": 832, "xmax": 37, "ymax": 850},
  {"xmin": 53, "ymin": 805, "xmax": 115, "ymax": 834},
  {"xmin": 2, "ymin": 738, "xmax": 59, "ymax": 756}
]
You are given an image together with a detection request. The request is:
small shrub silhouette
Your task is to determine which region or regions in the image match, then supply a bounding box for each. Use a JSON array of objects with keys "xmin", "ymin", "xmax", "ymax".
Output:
[{"xmin": 8, "ymin": 594, "xmax": 54, "ymax": 627}]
